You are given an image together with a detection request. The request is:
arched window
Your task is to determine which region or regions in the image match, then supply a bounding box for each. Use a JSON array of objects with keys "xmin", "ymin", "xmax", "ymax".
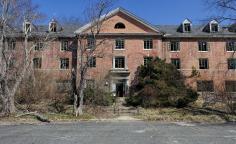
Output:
[{"xmin": 114, "ymin": 22, "xmax": 126, "ymax": 29}]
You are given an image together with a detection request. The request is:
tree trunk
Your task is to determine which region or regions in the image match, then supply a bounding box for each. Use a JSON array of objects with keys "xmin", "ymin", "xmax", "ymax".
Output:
[
  {"xmin": 2, "ymin": 94, "xmax": 15, "ymax": 115},
  {"xmin": 75, "ymin": 87, "xmax": 84, "ymax": 117}
]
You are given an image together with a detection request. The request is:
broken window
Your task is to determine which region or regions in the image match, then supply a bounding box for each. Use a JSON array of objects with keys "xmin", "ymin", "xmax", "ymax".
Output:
[
  {"xmin": 50, "ymin": 22, "xmax": 57, "ymax": 32},
  {"xmin": 199, "ymin": 58, "xmax": 209, "ymax": 69}
]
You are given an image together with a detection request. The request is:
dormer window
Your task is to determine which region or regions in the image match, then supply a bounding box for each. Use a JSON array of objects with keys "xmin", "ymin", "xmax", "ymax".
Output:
[
  {"xmin": 182, "ymin": 19, "xmax": 192, "ymax": 32},
  {"xmin": 211, "ymin": 23, "xmax": 218, "ymax": 32},
  {"xmin": 184, "ymin": 23, "xmax": 191, "ymax": 32},
  {"xmin": 49, "ymin": 19, "xmax": 57, "ymax": 32},
  {"xmin": 114, "ymin": 22, "xmax": 126, "ymax": 29},
  {"xmin": 210, "ymin": 20, "xmax": 219, "ymax": 32},
  {"xmin": 23, "ymin": 21, "xmax": 31, "ymax": 34}
]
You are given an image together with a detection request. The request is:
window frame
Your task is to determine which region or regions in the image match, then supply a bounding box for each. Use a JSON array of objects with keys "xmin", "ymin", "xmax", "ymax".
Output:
[
  {"xmin": 211, "ymin": 23, "xmax": 218, "ymax": 32},
  {"xmin": 33, "ymin": 57, "xmax": 42, "ymax": 69},
  {"xmin": 61, "ymin": 40, "xmax": 69, "ymax": 51},
  {"xmin": 228, "ymin": 58, "xmax": 236, "ymax": 70},
  {"xmin": 170, "ymin": 41, "xmax": 180, "ymax": 52},
  {"xmin": 183, "ymin": 23, "xmax": 191, "ymax": 32},
  {"xmin": 114, "ymin": 56, "xmax": 125, "ymax": 69},
  {"xmin": 198, "ymin": 41, "xmax": 208, "ymax": 52},
  {"xmin": 226, "ymin": 41, "xmax": 236, "ymax": 52},
  {"xmin": 199, "ymin": 58, "xmax": 209, "ymax": 69},
  {"xmin": 34, "ymin": 42, "xmax": 44, "ymax": 51},
  {"xmin": 115, "ymin": 38, "xmax": 125, "ymax": 50},
  {"xmin": 88, "ymin": 56, "xmax": 96, "ymax": 68},
  {"xmin": 144, "ymin": 39, "xmax": 153, "ymax": 50},
  {"xmin": 114, "ymin": 22, "xmax": 126, "ymax": 29},
  {"xmin": 87, "ymin": 37, "xmax": 96, "ymax": 49},
  {"xmin": 60, "ymin": 58, "xmax": 69, "ymax": 70},
  {"xmin": 171, "ymin": 58, "xmax": 181, "ymax": 69},
  {"xmin": 143, "ymin": 56, "xmax": 153, "ymax": 66}
]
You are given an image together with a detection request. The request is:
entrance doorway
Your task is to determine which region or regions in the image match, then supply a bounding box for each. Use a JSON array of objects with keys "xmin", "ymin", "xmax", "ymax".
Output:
[{"xmin": 116, "ymin": 83, "xmax": 124, "ymax": 97}]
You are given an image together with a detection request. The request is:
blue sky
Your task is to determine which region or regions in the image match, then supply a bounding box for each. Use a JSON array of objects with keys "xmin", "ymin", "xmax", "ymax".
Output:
[{"xmin": 32, "ymin": 0, "xmax": 214, "ymax": 25}]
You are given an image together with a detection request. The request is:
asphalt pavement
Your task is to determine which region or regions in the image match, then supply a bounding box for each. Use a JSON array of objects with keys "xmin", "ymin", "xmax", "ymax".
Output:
[{"xmin": 0, "ymin": 121, "xmax": 235, "ymax": 144}]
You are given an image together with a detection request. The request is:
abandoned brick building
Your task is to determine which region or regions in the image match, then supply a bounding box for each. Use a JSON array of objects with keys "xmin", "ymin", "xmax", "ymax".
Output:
[{"xmin": 6, "ymin": 7, "xmax": 236, "ymax": 97}]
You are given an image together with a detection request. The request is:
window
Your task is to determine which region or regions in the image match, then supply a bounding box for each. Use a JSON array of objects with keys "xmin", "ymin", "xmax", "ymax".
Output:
[
  {"xmin": 199, "ymin": 58, "xmax": 209, "ymax": 69},
  {"xmin": 144, "ymin": 39, "xmax": 153, "ymax": 49},
  {"xmin": 88, "ymin": 57, "xmax": 96, "ymax": 68},
  {"xmin": 171, "ymin": 58, "xmax": 181, "ymax": 69},
  {"xmin": 184, "ymin": 23, "xmax": 191, "ymax": 32},
  {"xmin": 228, "ymin": 58, "xmax": 236, "ymax": 69},
  {"xmin": 115, "ymin": 39, "xmax": 125, "ymax": 49},
  {"xmin": 198, "ymin": 41, "xmax": 208, "ymax": 51},
  {"xmin": 211, "ymin": 23, "xmax": 218, "ymax": 32},
  {"xmin": 114, "ymin": 57, "xmax": 125, "ymax": 68},
  {"xmin": 144, "ymin": 57, "xmax": 153, "ymax": 66},
  {"xmin": 226, "ymin": 41, "xmax": 236, "ymax": 51},
  {"xmin": 49, "ymin": 22, "xmax": 57, "ymax": 32},
  {"xmin": 35, "ymin": 42, "xmax": 44, "ymax": 51},
  {"xmin": 33, "ymin": 58, "xmax": 42, "ymax": 69},
  {"xmin": 114, "ymin": 22, "xmax": 126, "ymax": 29},
  {"xmin": 170, "ymin": 41, "xmax": 180, "ymax": 51},
  {"xmin": 61, "ymin": 41, "xmax": 69, "ymax": 51},
  {"xmin": 225, "ymin": 81, "xmax": 236, "ymax": 92},
  {"xmin": 197, "ymin": 80, "xmax": 214, "ymax": 92},
  {"xmin": 87, "ymin": 37, "xmax": 95, "ymax": 49},
  {"xmin": 8, "ymin": 40, "xmax": 16, "ymax": 50},
  {"xmin": 56, "ymin": 80, "xmax": 71, "ymax": 93},
  {"xmin": 60, "ymin": 58, "xmax": 69, "ymax": 69}
]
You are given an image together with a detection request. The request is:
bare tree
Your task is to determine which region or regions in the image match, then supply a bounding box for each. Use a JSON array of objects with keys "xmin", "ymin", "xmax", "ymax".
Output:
[
  {"xmin": 0, "ymin": 0, "xmax": 49, "ymax": 115},
  {"xmin": 205, "ymin": 0, "xmax": 236, "ymax": 22},
  {"xmin": 73, "ymin": 0, "xmax": 114, "ymax": 116}
]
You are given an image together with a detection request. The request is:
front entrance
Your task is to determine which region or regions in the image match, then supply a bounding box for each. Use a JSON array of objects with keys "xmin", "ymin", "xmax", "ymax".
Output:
[{"xmin": 116, "ymin": 83, "xmax": 124, "ymax": 97}]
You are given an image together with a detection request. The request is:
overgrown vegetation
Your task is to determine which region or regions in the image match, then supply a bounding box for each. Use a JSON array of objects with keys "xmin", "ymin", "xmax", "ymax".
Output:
[
  {"xmin": 126, "ymin": 58, "xmax": 198, "ymax": 108},
  {"xmin": 84, "ymin": 87, "xmax": 114, "ymax": 106}
]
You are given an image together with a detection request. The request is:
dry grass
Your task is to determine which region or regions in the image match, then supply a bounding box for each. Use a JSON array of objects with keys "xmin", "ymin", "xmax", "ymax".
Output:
[{"xmin": 136, "ymin": 106, "xmax": 236, "ymax": 123}]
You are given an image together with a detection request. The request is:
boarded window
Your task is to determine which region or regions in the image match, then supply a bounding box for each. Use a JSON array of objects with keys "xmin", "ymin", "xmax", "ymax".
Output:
[{"xmin": 197, "ymin": 80, "xmax": 214, "ymax": 92}]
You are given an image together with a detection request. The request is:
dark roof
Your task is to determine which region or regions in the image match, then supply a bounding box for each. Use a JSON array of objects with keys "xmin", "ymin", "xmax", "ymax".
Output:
[
  {"xmin": 5, "ymin": 24, "xmax": 81, "ymax": 38},
  {"xmin": 156, "ymin": 25, "xmax": 236, "ymax": 38}
]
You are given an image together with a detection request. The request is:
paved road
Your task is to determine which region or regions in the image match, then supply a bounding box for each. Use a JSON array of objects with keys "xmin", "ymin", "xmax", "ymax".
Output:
[{"xmin": 0, "ymin": 121, "xmax": 235, "ymax": 144}]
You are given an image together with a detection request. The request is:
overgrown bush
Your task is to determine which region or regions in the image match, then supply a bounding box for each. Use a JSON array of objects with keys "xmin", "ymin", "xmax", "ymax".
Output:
[
  {"xmin": 126, "ymin": 58, "xmax": 198, "ymax": 108},
  {"xmin": 84, "ymin": 87, "xmax": 114, "ymax": 106}
]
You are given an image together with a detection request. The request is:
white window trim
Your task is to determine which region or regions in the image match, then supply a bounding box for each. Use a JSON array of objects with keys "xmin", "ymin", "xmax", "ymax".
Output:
[
  {"xmin": 114, "ymin": 39, "xmax": 125, "ymax": 50},
  {"xmin": 60, "ymin": 40, "xmax": 69, "ymax": 52},
  {"xmin": 59, "ymin": 58, "xmax": 70, "ymax": 70},
  {"xmin": 113, "ymin": 56, "xmax": 127, "ymax": 69}
]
